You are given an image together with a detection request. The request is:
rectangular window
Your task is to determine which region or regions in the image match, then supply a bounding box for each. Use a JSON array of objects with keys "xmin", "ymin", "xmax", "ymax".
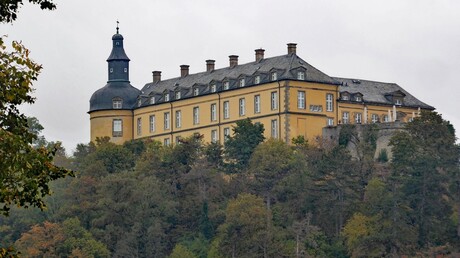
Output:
[
  {"xmin": 223, "ymin": 101, "xmax": 230, "ymax": 119},
  {"xmin": 254, "ymin": 75, "xmax": 260, "ymax": 84},
  {"xmin": 175, "ymin": 91, "xmax": 181, "ymax": 100},
  {"xmin": 164, "ymin": 112, "xmax": 170, "ymax": 130},
  {"xmin": 395, "ymin": 99, "xmax": 402, "ymax": 105},
  {"xmin": 326, "ymin": 94, "xmax": 333, "ymax": 112},
  {"xmin": 297, "ymin": 91, "xmax": 306, "ymax": 109},
  {"xmin": 149, "ymin": 115, "xmax": 155, "ymax": 133},
  {"xmin": 193, "ymin": 107, "xmax": 200, "ymax": 125},
  {"xmin": 193, "ymin": 88, "xmax": 199, "ymax": 96},
  {"xmin": 223, "ymin": 82, "xmax": 229, "ymax": 90},
  {"xmin": 239, "ymin": 98, "xmax": 245, "ymax": 116},
  {"xmin": 383, "ymin": 115, "xmax": 389, "ymax": 123},
  {"xmin": 327, "ymin": 118, "xmax": 334, "ymax": 126},
  {"xmin": 175, "ymin": 110, "xmax": 181, "ymax": 128},
  {"xmin": 164, "ymin": 93, "xmax": 169, "ymax": 102},
  {"xmin": 342, "ymin": 112, "xmax": 349, "ymax": 124},
  {"xmin": 211, "ymin": 103, "xmax": 217, "ymax": 122},
  {"xmin": 297, "ymin": 71, "xmax": 305, "ymax": 80},
  {"xmin": 113, "ymin": 119, "xmax": 123, "ymax": 137},
  {"xmin": 164, "ymin": 138, "xmax": 170, "ymax": 146},
  {"xmin": 211, "ymin": 84, "xmax": 217, "ymax": 93},
  {"xmin": 224, "ymin": 127, "xmax": 230, "ymax": 140},
  {"xmin": 239, "ymin": 78, "xmax": 245, "ymax": 87},
  {"xmin": 271, "ymin": 91, "xmax": 278, "ymax": 110},
  {"xmin": 137, "ymin": 117, "xmax": 142, "ymax": 136},
  {"xmin": 149, "ymin": 97, "xmax": 155, "ymax": 104},
  {"xmin": 371, "ymin": 114, "xmax": 379, "ymax": 123},
  {"xmin": 254, "ymin": 95, "xmax": 261, "ymax": 113},
  {"xmin": 355, "ymin": 113, "xmax": 362, "ymax": 124},
  {"xmin": 271, "ymin": 72, "xmax": 277, "ymax": 81},
  {"xmin": 271, "ymin": 119, "xmax": 278, "ymax": 138},
  {"xmin": 113, "ymin": 99, "xmax": 122, "ymax": 109},
  {"xmin": 211, "ymin": 129, "xmax": 218, "ymax": 143}
]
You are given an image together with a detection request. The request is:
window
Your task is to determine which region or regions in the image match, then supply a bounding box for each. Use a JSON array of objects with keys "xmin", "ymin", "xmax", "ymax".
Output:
[
  {"xmin": 395, "ymin": 99, "xmax": 402, "ymax": 105},
  {"xmin": 342, "ymin": 112, "xmax": 349, "ymax": 124},
  {"xmin": 211, "ymin": 103, "xmax": 217, "ymax": 122},
  {"xmin": 326, "ymin": 94, "xmax": 333, "ymax": 112},
  {"xmin": 110, "ymin": 68, "xmax": 113, "ymax": 73},
  {"xmin": 239, "ymin": 78, "xmax": 245, "ymax": 87},
  {"xmin": 254, "ymin": 75, "xmax": 260, "ymax": 84},
  {"xmin": 342, "ymin": 94, "xmax": 349, "ymax": 101},
  {"xmin": 327, "ymin": 118, "xmax": 334, "ymax": 126},
  {"xmin": 138, "ymin": 99, "xmax": 142, "ymax": 107},
  {"xmin": 124, "ymin": 68, "xmax": 127, "ymax": 73},
  {"xmin": 116, "ymin": 42, "xmax": 119, "ymax": 46},
  {"xmin": 211, "ymin": 84, "xmax": 217, "ymax": 93},
  {"xmin": 164, "ymin": 112, "xmax": 170, "ymax": 130},
  {"xmin": 271, "ymin": 72, "xmax": 277, "ymax": 81},
  {"xmin": 355, "ymin": 113, "xmax": 362, "ymax": 124},
  {"xmin": 113, "ymin": 98, "xmax": 122, "ymax": 109},
  {"xmin": 224, "ymin": 127, "xmax": 230, "ymax": 140},
  {"xmin": 297, "ymin": 91, "xmax": 306, "ymax": 109},
  {"xmin": 309, "ymin": 105, "xmax": 323, "ymax": 112},
  {"xmin": 223, "ymin": 101, "xmax": 230, "ymax": 119},
  {"xmin": 193, "ymin": 87, "xmax": 199, "ymax": 96},
  {"xmin": 164, "ymin": 138, "xmax": 170, "ymax": 146},
  {"xmin": 113, "ymin": 119, "xmax": 122, "ymax": 137},
  {"xmin": 193, "ymin": 107, "xmax": 200, "ymax": 125},
  {"xmin": 137, "ymin": 118, "xmax": 142, "ymax": 136},
  {"xmin": 175, "ymin": 91, "xmax": 181, "ymax": 100},
  {"xmin": 297, "ymin": 71, "xmax": 305, "ymax": 80},
  {"xmin": 150, "ymin": 96, "xmax": 155, "ymax": 104},
  {"xmin": 164, "ymin": 93, "xmax": 169, "ymax": 102},
  {"xmin": 211, "ymin": 130, "xmax": 218, "ymax": 143},
  {"xmin": 239, "ymin": 98, "xmax": 245, "ymax": 116},
  {"xmin": 223, "ymin": 81, "xmax": 230, "ymax": 90},
  {"xmin": 176, "ymin": 136, "xmax": 182, "ymax": 144},
  {"xmin": 254, "ymin": 95, "xmax": 261, "ymax": 113},
  {"xmin": 383, "ymin": 115, "xmax": 389, "ymax": 123},
  {"xmin": 271, "ymin": 91, "xmax": 278, "ymax": 110},
  {"xmin": 175, "ymin": 110, "xmax": 182, "ymax": 128},
  {"xmin": 371, "ymin": 114, "xmax": 379, "ymax": 123},
  {"xmin": 149, "ymin": 115, "xmax": 155, "ymax": 133},
  {"xmin": 271, "ymin": 119, "xmax": 278, "ymax": 138},
  {"xmin": 355, "ymin": 95, "xmax": 362, "ymax": 102}
]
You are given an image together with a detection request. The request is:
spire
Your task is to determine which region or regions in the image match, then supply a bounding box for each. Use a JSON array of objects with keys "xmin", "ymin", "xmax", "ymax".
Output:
[
  {"xmin": 107, "ymin": 25, "xmax": 130, "ymax": 82},
  {"xmin": 116, "ymin": 20, "xmax": 119, "ymax": 34}
]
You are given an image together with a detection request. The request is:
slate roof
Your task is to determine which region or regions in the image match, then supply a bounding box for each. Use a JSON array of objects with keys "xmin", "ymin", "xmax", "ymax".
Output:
[
  {"xmin": 138, "ymin": 53, "xmax": 339, "ymax": 107},
  {"xmin": 89, "ymin": 81, "xmax": 141, "ymax": 112},
  {"xmin": 333, "ymin": 77, "xmax": 434, "ymax": 109}
]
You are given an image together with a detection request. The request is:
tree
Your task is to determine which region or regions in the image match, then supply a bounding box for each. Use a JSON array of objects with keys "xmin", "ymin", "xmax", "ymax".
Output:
[
  {"xmin": 169, "ymin": 244, "xmax": 197, "ymax": 258},
  {"xmin": 224, "ymin": 118, "xmax": 265, "ymax": 172},
  {"xmin": 0, "ymin": 0, "xmax": 56, "ymax": 23},
  {"xmin": 0, "ymin": 37, "xmax": 72, "ymax": 216}
]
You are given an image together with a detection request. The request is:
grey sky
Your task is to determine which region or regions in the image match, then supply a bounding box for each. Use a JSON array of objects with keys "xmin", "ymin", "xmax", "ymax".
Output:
[{"xmin": 2, "ymin": 0, "xmax": 459, "ymax": 153}]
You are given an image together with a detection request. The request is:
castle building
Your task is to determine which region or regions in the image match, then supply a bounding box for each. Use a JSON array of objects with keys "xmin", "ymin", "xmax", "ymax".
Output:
[{"xmin": 89, "ymin": 29, "xmax": 434, "ymax": 145}]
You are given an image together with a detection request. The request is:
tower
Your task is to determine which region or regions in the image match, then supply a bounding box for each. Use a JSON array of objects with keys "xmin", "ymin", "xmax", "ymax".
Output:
[{"xmin": 88, "ymin": 25, "xmax": 140, "ymax": 144}]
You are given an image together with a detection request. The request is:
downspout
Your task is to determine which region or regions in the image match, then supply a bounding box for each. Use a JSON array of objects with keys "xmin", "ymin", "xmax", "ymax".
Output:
[
  {"xmin": 218, "ymin": 92, "xmax": 222, "ymax": 144},
  {"xmin": 170, "ymin": 102, "xmax": 173, "ymax": 143}
]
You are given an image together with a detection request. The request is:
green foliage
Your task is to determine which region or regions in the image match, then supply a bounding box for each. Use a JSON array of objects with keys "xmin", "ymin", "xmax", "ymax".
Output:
[
  {"xmin": 0, "ymin": 0, "xmax": 56, "ymax": 23},
  {"xmin": 291, "ymin": 135, "xmax": 308, "ymax": 148},
  {"xmin": 224, "ymin": 118, "xmax": 265, "ymax": 172},
  {"xmin": 169, "ymin": 244, "xmax": 197, "ymax": 258},
  {"xmin": 338, "ymin": 124, "xmax": 356, "ymax": 146},
  {"xmin": 0, "ymin": 37, "xmax": 72, "ymax": 216},
  {"xmin": 377, "ymin": 148, "xmax": 388, "ymax": 163}
]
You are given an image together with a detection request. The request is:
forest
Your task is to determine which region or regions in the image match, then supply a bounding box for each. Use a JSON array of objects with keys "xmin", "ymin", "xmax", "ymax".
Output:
[{"xmin": 1, "ymin": 112, "xmax": 459, "ymax": 258}]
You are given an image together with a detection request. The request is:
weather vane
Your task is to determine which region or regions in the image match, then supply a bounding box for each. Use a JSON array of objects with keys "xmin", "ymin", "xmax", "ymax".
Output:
[{"xmin": 116, "ymin": 20, "xmax": 119, "ymax": 34}]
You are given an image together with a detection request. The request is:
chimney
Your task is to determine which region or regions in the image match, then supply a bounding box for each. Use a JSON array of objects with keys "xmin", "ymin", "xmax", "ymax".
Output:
[
  {"xmin": 180, "ymin": 65, "xmax": 189, "ymax": 77},
  {"xmin": 229, "ymin": 55, "xmax": 238, "ymax": 68},
  {"xmin": 152, "ymin": 71, "xmax": 161, "ymax": 83},
  {"xmin": 255, "ymin": 48, "xmax": 265, "ymax": 62},
  {"xmin": 206, "ymin": 60, "xmax": 215, "ymax": 72},
  {"xmin": 287, "ymin": 43, "xmax": 297, "ymax": 55}
]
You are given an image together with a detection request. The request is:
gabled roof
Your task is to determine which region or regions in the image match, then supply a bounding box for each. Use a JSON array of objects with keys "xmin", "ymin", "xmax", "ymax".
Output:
[{"xmin": 333, "ymin": 77, "xmax": 434, "ymax": 109}]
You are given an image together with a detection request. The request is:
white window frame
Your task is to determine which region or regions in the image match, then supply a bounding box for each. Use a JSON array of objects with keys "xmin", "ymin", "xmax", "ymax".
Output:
[
  {"xmin": 164, "ymin": 93, "xmax": 169, "ymax": 102},
  {"xmin": 211, "ymin": 129, "xmax": 218, "ymax": 143},
  {"xmin": 193, "ymin": 107, "xmax": 200, "ymax": 125},
  {"xmin": 211, "ymin": 84, "xmax": 217, "ymax": 93},
  {"xmin": 271, "ymin": 91, "xmax": 278, "ymax": 110},
  {"xmin": 113, "ymin": 119, "xmax": 123, "ymax": 137},
  {"xmin": 149, "ymin": 115, "xmax": 155, "ymax": 133},
  {"xmin": 211, "ymin": 103, "xmax": 217, "ymax": 122},
  {"xmin": 254, "ymin": 95, "xmax": 261, "ymax": 114},
  {"xmin": 175, "ymin": 91, "xmax": 181, "ymax": 100},
  {"xmin": 327, "ymin": 118, "xmax": 334, "ymax": 126},
  {"xmin": 239, "ymin": 98, "xmax": 245, "ymax": 116},
  {"xmin": 193, "ymin": 87, "xmax": 199, "ymax": 96},
  {"xmin": 254, "ymin": 75, "xmax": 260, "ymax": 84},
  {"xmin": 113, "ymin": 98, "xmax": 122, "ymax": 109},
  {"xmin": 223, "ymin": 101, "xmax": 230, "ymax": 119},
  {"xmin": 355, "ymin": 95, "xmax": 362, "ymax": 102},
  {"xmin": 371, "ymin": 114, "xmax": 379, "ymax": 123},
  {"xmin": 297, "ymin": 71, "xmax": 305, "ymax": 80},
  {"xmin": 175, "ymin": 110, "xmax": 182, "ymax": 128},
  {"xmin": 149, "ymin": 96, "xmax": 155, "ymax": 104},
  {"xmin": 342, "ymin": 112, "xmax": 349, "ymax": 124},
  {"xmin": 164, "ymin": 112, "xmax": 170, "ymax": 130},
  {"xmin": 395, "ymin": 99, "xmax": 402, "ymax": 105},
  {"xmin": 138, "ymin": 99, "xmax": 142, "ymax": 107},
  {"xmin": 223, "ymin": 81, "xmax": 230, "ymax": 90},
  {"xmin": 137, "ymin": 117, "xmax": 142, "ymax": 136},
  {"xmin": 224, "ymin": 127, "xmax": 230, "ymax": 140},
  {"xmin": 326, "ymin": 94, "xmax": 333, "ymax": 112},
  {"xmin": 297, "ymin": 91, "xmax": 306, "ymax": 109},
  {"xmin": 342, "ymin": 94, "xmax": 349, "ymax": 101},
  {"xmin": 383, "ymin": 115, "xmax": 389, "ymax": 123},
  {"xmin": 239, "ymin": 78, "xmax": 245, "ymax": 87},
  {"xmin": 355, "ymin": 113, "xmax": 362, "ymax": 124},
  {"xmin": 271, "ymin": 119, "xmax": 278, "ymax": 138},
  {"xmin": 271, "ymin": 72, "xmax": 277, "ymax": 81},
  {"xmin": 164, "ymin": 138, "xmax": 170, "ymax": 146}
]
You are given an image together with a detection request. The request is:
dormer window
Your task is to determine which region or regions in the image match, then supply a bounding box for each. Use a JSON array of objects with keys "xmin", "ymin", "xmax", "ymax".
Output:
[
  {"xmin": 223, "ymin": 81, "xmax": 230, "ymax": 90},
  {"xmin": 239, "ymin": 78, "xmax": 245, "ymax": 87},
  {"xmin": 355, "ymin": 95, "xmax": 362, "ymax": 102},
  {"xmin": 175, "ymin": 91, "xmax": 181, "ymax": 100},
  {"xmin": 271, "ymin": 72, "xmax": 277, "ymax": 81},
  {"xmin": 164, "ymin": 93, "xmax": 169, "ymax": 102},
  {"xmin": 341, "ymin": 94, "xmax": 349, "ymax": 101},
  {"xmin": 149, "ymin": 96, "xmax": 155, "ymax": 104},
  {"xmin": 297, "ymin": 71, "xmax": 305, "ymax": 80},
  {"xmin": 110, "ymin": 68, "xmax": 113, "ymax": 73},
  {"xmin": 254, "ymin": 75, "xmax": 260, "ymax": 84},
  {"xmin": 211, "ymin": 84, "xmax": 217, "ymax": 93},
  {"xmin": 193, "ymin": 88, "xmax": 199, "ymax": 96},
  {"xmin": 113, "ymin": 98, "xmax": 122, "ymax": 109},
  {"xmin": 124, "ymin": 68, "xmax": 127, "ymax": 73},
  {"xmin": 395, "ymin": 99, "xmax": 402, "ymax": 105},
  {"xmin": 138, "ymin": 99, "xmax": 142, "ymax": 107},
  {"xmin": 116, "ymin": 42, "xmax": 120, "ymax": 46}
]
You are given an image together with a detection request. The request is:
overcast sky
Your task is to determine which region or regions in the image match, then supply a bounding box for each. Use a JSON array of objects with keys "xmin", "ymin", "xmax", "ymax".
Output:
[{"xmin": 2, "ymin": 0, "xmax": 459, "ymax": 153}]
